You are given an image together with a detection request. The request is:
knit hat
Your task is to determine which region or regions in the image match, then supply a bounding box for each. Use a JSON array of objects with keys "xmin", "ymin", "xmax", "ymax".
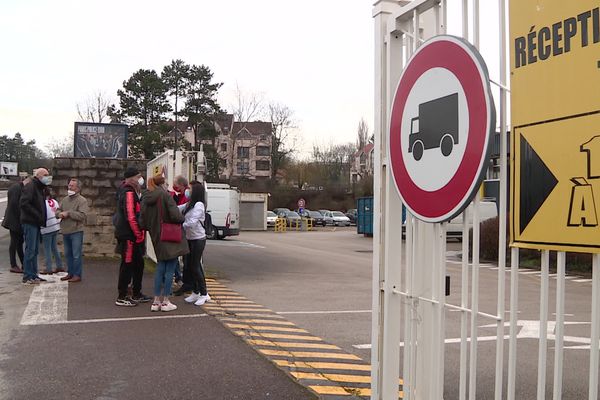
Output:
[{"xmin": 123, "ymin": 167, "xmax": 140, "ymax": 179}]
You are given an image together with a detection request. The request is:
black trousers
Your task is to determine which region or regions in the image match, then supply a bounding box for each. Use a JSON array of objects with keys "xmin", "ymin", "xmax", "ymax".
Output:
[
  {"xmin": 184, "ymin": 239, "xmax": 207, "ymax": 295},
  {"xmin": 9, "ymin": 229, "xmax": 24, "ymax": 268},
  {"xmin": 117, "ymin": 240, "xmax": 145, "ymax": 298}
]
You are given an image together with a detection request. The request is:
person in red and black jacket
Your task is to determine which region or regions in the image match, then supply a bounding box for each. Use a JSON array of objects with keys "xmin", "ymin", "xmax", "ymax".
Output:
[
  {"xmin": 170, "ymin": 175, "xmax": 189, "ymax": 206},
  {"xmin": 114, "ymin": 167, "xmax": 150, "ymax": 306}
]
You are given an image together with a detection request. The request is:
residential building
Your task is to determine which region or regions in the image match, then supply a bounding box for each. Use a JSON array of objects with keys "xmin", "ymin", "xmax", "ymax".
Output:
[{"xmin": 350, "ymin": 143, "xmax": 374, "ymax": 184}]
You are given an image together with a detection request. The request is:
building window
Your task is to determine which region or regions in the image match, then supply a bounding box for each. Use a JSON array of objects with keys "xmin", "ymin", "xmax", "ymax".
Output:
[
  {"xmin": 260, "ymin": 134, "xmax": 268, "ymax": 141},
  {"xmin": 256, "ymin": 146, "xmax": 270, "ymax": 156},
  {"xmin": 220, "ymin": 143, "xmax": 227, "ymax": 152},
  {"xmin": 256, "ymin": 160, "xmax": 270, "ymax": 171},
  {"xmin": 237, "ymin": 146, "xmax": 250, "ymax": 159},
  {"xmin": 237, "ymin": 160, "xmax": 250, "ymax": 174}
]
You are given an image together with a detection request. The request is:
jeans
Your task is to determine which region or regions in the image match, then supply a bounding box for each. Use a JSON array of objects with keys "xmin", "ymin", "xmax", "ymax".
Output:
[
  {"xmin": 22, "ymin": 224, "xmax": 40, "ymax": 280},
  {"xmin": 9, "ymin": 229, "xmax": 24, "ymax": 268},
  {"xmin": 117, "ymin": 240, "xmax": 145, "ymax": 298},
  {"xmin": 154, "ymin": 258, "xmax": 178, "ymax": 297},
  {"xmin": 185, "ymin": 239, "xmax": 207, "ymax": 295},
  {"xmin": 63, "ymin": 231, "xmax": 84, "ymax": 278},
  {"xmin": 42, "ymin": 231, "xmax": 63, "ymax": 272}
]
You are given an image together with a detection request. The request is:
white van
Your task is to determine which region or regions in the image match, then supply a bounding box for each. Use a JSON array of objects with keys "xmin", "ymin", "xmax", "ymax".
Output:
[
  {"xmin": 205, "ymin": 183, "xmax": 240, "ymax": 239},
  {"xmin": 446, "ymin": 200, "xmax": 498, "ymax": 240}
]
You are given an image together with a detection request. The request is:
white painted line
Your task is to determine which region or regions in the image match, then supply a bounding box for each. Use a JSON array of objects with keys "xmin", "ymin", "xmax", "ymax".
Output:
[
  {"xmin": 49, "ymin": 313, "xmax": 208, "ymax": 325},
  {"xmin": 0, "ymin": 197, "xmax": 7, "ymax": 203},
  {"xmin": 20, "ymin": 275, "xmax": 68, "ymax": 325},
  {"xmin": 207, "ymin": 241, "xmax": 265, "ymax": 249},
  {"xmin": 573, "ymin": 279, "xmax": 593, "ymax": 283},
  {"xmin": 277, "ymin": 310, "xmax": 372, "ymax": 315},
  {"xmin": 519, "ymin": 271, "xmax": 541, "ymax": 275},
  {"xmin": 353, "ymin": 335, "xmax": 512, "ymax": 349}
]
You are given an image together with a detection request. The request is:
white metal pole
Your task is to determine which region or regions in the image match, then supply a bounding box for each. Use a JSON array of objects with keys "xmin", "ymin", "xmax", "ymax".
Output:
[
  {"xmin": 495, "ymin": 1, "xmax": 508, "ymax": 399},
  {"xmin": 371, "ymin": 3, "xmax": 398, "ymax": 398},
  {"xmin": 437, "ymin": 223, "xmax": 447, "ymax": 399},
  {"xmin": 537, "ymin": 250, "xmax": 550, "ymax": 400},
  {"xmin": 553, "ymin": 252, "xmax": 566, "ymax": 400},
  {"xmin": 589, "ymin": 254, "xmax": 600, "ymax": 400},
  {"xmin": 459, "ymin": 205, "xmax": 470, "ymax": 400},
  {"xmin": 468, "ymin": 193, "xmax": 481, "ymax": 400},
  {"xmin": 473, "ymin": 0, "xmax": 480, "ymax": 48},
  {"xmin": 462, "ymin": 0, "xmax": 468, "ymax": 39},
  {"xmin": 507, "ymin": 246, "xmax": 520, "ymax": 400}
]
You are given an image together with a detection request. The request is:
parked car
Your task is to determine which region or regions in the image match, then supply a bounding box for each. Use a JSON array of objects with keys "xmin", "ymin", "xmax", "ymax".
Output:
[
  {"xmin": 446, "ymin": 200, "xmax": 497, "ymax": 240},
  {"xmin": 273, "ymin": 207, "xmax": 291, "ymax": 216},
  {"xmin": 266, "ymin": 210, "xmax": 277, "ymax": 227},
  {"xmin": 318, "ymin": 210, "xmax": 335, "ymax": 226},
  {"xmin": 279, "ymin": 210, "xmax": 302, "ymax": 227},
  {"xmin": 307, "ymin": 210, "xmax": 326, "ymax": 227},
  {"xmin": 331, "ymin": 211, "xmax": 351, "ymax": 226},
  {"xmin": 345, "ymin": 209, "xmax": 357, "ymax": 225}
]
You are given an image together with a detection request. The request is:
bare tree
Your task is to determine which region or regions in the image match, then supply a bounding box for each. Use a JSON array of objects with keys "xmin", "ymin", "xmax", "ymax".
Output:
[
  {"xmin": 268, "ymin": 102, "xmax": 297, "ymax": 181},
  {"xmin": 356, "ymin": 118, "xmax": 369, "ymax": 150},
  {"xmin": 46, "ymin": 132, "xmax": 74, "ymax": 158},
  {"xmin": 231, "ymin": 83, "xmax": 264, "ymax": 123},
  {"xmin": 76, "ymin": 91, "xmax": 112, "ymax": 123}
]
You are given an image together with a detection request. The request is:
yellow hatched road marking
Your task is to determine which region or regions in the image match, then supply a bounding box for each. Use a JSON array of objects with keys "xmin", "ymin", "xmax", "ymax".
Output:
[
  {"xmin": 247, "ymin": 339, "xmax": 340, "ymax": 350},
  {"xmin": 233, "ymin": 331, "xmax": 322, "ymax": 341},
  {"xmin": 226, "ymin": 323, "xmax": 307, "ymax": 333},
  {"xmin": 234, "ymin": 313, "xmax": 284, "ymax": 318},
  {"xmin": 217, "ymin": 304, "xmax": 265, "ymax": 308},
  {"xmin": 220, "ymin": 318, "xmax": 295, "ymax": 326},
  {"xmin": 273, "ymin": 360, "xmax": 371, "ymax": 371},
  {"xmin": 259, "ymin": 349, "xmax": 360, "ymax": 360},
  {"xmin": 292, "ymin": 372, "xmax": 370, "ymax": 383},
  {"xmin": 309, "ymin": 385, "xmax": 371, "ymax": 396},
  {"xmin": 220, "ymin": 307, "xmax": 272, "ymax": 312},
  {"xmin": 208, "ymin": 290, "xmax": 237, "ymax": 294},
  {"xmin": 216, "ymin": 300, "xmax": 254, "ymax": 304},
  {"xmin": 212, "ymin": 296, "xmax": 247, "ymax": 299}
]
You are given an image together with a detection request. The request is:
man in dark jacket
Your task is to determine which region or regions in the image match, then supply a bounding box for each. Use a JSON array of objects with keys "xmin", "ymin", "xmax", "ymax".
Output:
[
  {"xmin": 20, "ymin": 168, "xmax": 51, "ymax": 284},
  {"xmin": 114, "ymin": 167, "xmax": 149, "ymax": 306},
  {"xmin": 2, "ymin": 176, "xmax": 30, "ymax": 273}
]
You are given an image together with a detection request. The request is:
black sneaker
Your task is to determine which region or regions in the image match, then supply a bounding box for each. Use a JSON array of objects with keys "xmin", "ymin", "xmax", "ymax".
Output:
[
  {"xmin": 35, "ymin": 276, "xmax": 47, "ymax": 282},
  {"xmin": 22, "ymin": 278, "xmax": 40, "ymax": 285},
  {"xmin": 131, "ymin": 293, "xmax": 151, "ymax": 303},
  {"xmin": 115, "ymin": 297, "xmax": 137, "ymax": 307}
]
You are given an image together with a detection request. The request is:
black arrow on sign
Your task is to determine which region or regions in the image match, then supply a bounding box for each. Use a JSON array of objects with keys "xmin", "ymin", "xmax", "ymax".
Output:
[{"xmin": 520, "ymin": 134, "xmax": 559, "ymax": 234}]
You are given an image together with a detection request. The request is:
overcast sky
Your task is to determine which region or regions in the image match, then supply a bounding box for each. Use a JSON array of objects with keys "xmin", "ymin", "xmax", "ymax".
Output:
[{"xmin": 0, "ymin": 1, "xmax": 502, "ymax": 158}]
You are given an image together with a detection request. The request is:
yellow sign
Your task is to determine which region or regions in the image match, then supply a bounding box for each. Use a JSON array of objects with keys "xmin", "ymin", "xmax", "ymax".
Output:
[
  {"xmin": 512, "ymin": 114, "xmax": 600, "ymax": 252},
  {"xmin": 510, "ymin": 1, "xmax": 600, "ymax": 252}
]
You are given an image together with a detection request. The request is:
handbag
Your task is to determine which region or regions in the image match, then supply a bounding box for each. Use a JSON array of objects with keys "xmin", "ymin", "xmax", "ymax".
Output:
[{"xmin": 157, "ymin": 196, "xmax": 182, "ymax": 243}]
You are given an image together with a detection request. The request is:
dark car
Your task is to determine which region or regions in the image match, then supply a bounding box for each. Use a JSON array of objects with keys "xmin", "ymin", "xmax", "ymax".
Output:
[
  {"xmin": 345, "ymin": 209, "xmax": 357, "ymax": 225},
  {"xmin": 278, "ymin": 210, "xmax": 301, "ymax": 227},
  {"xmin": 307, "ymin": 210, "xmax": 326, "ymax": 227}
]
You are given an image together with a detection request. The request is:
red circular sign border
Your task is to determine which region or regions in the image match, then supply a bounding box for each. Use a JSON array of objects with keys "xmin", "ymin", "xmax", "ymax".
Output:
[{"xmin": 389, "ymin": 35, "xmax": 494, "ymax": 222}]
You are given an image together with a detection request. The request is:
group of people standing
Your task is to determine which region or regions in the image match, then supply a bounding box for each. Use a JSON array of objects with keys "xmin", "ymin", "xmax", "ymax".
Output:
[
  {"xmin": 114, "ymin": 167, "xmax": 209, "ymax": 312},
  {"xmin": 3, "ymin": 168, "xmax": 89, "ymax": 284}
]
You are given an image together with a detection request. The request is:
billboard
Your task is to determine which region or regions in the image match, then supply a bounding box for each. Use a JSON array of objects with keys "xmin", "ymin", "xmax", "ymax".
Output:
[
  {"xmin": 74, "ymin": 122, "xmax": 128, "ymax": 159},
  {"xmin": 0, "ymin": 162, "xmax": 18, "ymax": 176}
]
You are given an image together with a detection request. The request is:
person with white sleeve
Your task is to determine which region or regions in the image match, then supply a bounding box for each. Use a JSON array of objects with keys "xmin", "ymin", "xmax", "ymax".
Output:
[
  {"xmin": 40, "ymin": 188, "xmax": 64, "ymax": 274},
  {"xmin": 178, "ymin": 181, "xmax": 210, "ymax": 306}
]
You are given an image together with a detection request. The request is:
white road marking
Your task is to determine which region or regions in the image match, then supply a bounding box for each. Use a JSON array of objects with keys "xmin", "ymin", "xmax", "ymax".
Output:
[
  {"xmin": 0, "ymin": 197, "xmax": 7, "ymax": 203},
  {"xmin": 519, "ymin": 271, "xmax": 541, "ymax": 275},
  {"xmin": 277, "ymin": 310, "xmax": 372, "ymax": 315},
  {"xmin": 207, "ymin": 241, "xmax": 265, "ymax": 249},
  {"xmin": 46, "ymin": 314, "xmax": 208, "ymax": 325},
  {"xmin": 20, "ymin": 274, "xmax": 68, "ymax": 325},
  {"xmin": 354, "ymin": 320, "xmax": 593, "ymax": 349},
  {"xmin": 573, "ymin": 279, "xmax": 593, "ymax": 283}
]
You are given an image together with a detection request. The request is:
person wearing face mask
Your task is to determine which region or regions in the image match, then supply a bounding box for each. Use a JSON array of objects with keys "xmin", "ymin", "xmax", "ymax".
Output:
[
  {"xmin": 57, "ymin": 178, "xmax": 89, "ymax": 283},
  {"xmin": 114, "ymin": 167, "xmax": 150, "ymax": 306},
  {"xmin": 170, "ymin": 175, "xmax": 189, "ymax": 291},
  {"xmin": 19, "ymin": 168, "xmax": 51, "ymax": 284}
]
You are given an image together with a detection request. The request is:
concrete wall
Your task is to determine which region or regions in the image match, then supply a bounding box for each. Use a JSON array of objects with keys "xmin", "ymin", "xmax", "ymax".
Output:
[{"xmin": 51, "ymin": 157, "xmax": 147, "ymax": 258}]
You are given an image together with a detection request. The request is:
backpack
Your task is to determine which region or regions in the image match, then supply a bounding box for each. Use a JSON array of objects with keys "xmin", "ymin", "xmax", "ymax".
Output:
[{"xmin": 201, "ymin": 211, "xmax": 213, "ymax": 235}]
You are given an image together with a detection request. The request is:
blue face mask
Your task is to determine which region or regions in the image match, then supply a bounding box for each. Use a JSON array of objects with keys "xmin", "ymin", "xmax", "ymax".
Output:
[
  {"xmin": 184, "ymin": 189, "xmax": 191, "ymax": 199},
  {"xmin": 41, "ymin": 176, "xmax": 52, "ymax": 186}
]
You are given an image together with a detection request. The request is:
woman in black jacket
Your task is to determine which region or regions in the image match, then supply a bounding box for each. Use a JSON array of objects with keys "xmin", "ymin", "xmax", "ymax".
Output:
[{"xmin": 2, "ymin": 177, "xmax": 30, "ymax": 273}]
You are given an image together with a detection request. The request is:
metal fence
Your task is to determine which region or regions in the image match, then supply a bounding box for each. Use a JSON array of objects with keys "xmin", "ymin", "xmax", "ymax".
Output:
[{"xmin": 372, "ymin": 0, "xmax": 600, "ymax": 399}]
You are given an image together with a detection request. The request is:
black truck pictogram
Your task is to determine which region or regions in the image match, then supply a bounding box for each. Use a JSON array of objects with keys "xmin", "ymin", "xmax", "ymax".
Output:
[{"xmin": 408, "ymin": 93, "xmax": 459, "ymax": 161}]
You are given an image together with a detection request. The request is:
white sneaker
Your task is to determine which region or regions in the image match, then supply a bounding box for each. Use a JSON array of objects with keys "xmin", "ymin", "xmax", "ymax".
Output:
[
  {"xmin": 194, "ymin": 294, "xmax": 211, "ymax": 306},
  {"xmin": 161, "ymin": 301, "xmax": 177, "ymax": 312},
  {"xmin": 150, "ymin": 302, "xmax": 161, "ymax": 312},
  {"xmin": 185, "ymin": 292, "xmax": 201, "ymax": 303}
]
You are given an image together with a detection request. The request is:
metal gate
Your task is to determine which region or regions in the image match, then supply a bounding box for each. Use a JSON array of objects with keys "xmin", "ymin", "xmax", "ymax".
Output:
[{"xmin": 371, "ymin": 1, "xmax": 600, "ymax": 399}]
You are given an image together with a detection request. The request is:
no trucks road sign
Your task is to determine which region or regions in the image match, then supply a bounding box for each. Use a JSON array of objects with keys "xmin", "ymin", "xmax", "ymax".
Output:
[{"xmin": 388, "ymin": 35, "xmax": 495, "ymax": 223}]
